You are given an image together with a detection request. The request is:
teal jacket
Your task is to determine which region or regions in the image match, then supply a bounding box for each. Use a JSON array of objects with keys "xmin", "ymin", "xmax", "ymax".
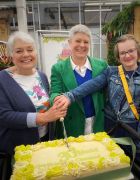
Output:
[{"xmin": 50, "ymin": 56, "xmax": 108, "ymax": 138}]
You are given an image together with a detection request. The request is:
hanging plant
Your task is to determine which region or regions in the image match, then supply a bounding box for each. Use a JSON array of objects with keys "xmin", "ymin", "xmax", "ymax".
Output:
[{"xmin": 102, "ymin": 1, "xmax": 140, "ymax": 65}]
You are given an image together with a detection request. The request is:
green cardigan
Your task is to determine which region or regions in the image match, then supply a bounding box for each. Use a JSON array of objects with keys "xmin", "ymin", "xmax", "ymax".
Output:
[{"xmin": 50, "ymin": 56, "xmax": 108, "ymax": 138}]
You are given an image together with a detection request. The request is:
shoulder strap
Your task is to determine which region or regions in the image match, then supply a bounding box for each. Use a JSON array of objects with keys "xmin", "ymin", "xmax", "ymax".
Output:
[{"xmin": 118, "ymin": 65, "xmax": 139, "ymax": 120}]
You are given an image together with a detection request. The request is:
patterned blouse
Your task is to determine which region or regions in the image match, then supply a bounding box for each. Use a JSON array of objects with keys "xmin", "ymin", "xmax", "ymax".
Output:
[{"xmin": 7, "ymin": 70, "xmax": 50, "ymax": 138}]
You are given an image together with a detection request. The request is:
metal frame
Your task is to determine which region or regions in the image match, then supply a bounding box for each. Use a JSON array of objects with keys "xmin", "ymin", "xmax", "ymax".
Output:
[{"xmin": 0, "ymin": 0, "xmax": 134, "ymax": 60}]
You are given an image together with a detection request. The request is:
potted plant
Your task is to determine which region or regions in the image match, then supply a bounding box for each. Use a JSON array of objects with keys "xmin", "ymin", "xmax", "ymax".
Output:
[
  {"xmin": 102, "ymin": 1, "xmax": 140, "ymax": 65},
  {"xmin": 0, "ymin": 41, "xmax": 13, "ymax": 70}
]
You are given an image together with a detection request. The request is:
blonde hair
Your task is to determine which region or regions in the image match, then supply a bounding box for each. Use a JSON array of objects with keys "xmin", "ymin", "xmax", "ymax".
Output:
[{"xmin": 114, "ymin": 34, "xmax": 140, "ymax": 60}]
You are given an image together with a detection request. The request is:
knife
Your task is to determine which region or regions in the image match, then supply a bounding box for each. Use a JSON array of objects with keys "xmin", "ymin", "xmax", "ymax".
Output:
[{"xmin": 60, "ymin": 117, "xmax": 70, "ymax": 149}]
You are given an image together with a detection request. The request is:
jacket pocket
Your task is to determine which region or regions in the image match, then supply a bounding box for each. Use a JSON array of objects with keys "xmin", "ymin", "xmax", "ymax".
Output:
[{"xmin": 108, "ymin": 76, "xmax": 124, "ymax": 103}]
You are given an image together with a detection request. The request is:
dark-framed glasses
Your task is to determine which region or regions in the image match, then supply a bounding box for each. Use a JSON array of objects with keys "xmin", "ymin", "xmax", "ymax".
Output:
[{"xmin": 119, "ymin": 48, "xmax": 137, "ymax": 57}]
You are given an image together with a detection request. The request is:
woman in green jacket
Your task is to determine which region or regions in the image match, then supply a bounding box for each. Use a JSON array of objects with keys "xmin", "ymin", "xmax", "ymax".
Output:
[{"xmin": 50, "ymin": 24, "xmax": 107, "ymax": 138}]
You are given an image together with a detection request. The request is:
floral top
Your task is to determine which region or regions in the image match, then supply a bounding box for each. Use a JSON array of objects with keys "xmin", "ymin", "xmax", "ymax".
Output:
[{"xmin": 7, "ymin": 70, "xmax": 50, "ymax": 138}]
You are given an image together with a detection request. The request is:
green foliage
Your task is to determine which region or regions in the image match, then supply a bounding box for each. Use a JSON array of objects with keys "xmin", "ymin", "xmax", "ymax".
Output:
[
  {"xmin": 102, "ymin": 1, "xmax": 140, "ymax": 65},
  {"xmin": 0, "ymin": 59, "xmax": 13, "ymax": 69},
  {"xmin": 0, "ymin": 42, "xmax": 13, "ymax": 69},
  {"xmin": 107, "ymin": 37, "xmax": 119, "ymax": 66}
]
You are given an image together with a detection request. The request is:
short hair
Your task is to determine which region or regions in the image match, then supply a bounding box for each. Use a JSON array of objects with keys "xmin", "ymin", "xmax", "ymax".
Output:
[
  {"xmin": 114, "ymin": 34, "xmax": 140, "ymax": 60},
  {"xmin": 69, "ymin": 24, "xmax": 92, "ymax": 41},
  {"xmin": 7, "ymin": 31, "xmax": 36, "ymax": 56}
]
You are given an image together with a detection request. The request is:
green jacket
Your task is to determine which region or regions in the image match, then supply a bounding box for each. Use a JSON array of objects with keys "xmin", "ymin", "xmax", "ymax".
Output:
[{"xmin": 50, "ymin": 56, "xmax": 108, "ymax": 138}]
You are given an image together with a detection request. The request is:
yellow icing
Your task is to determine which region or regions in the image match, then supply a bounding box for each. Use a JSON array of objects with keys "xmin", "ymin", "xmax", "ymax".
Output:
[{"xmin": 11, "ymin": 132, "xmax": 130, "ymax": 180}]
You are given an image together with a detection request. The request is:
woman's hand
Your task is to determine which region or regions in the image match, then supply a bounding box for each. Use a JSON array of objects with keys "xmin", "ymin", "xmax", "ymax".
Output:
[
  {"xmin": 45, "ymin": 104, "xmax": 67, "ymax": 122},
  {"xmin": 54, "ymin": 95, "xmax": 70, "ymax": 109},
  {"xmin": 36, "ymin": 104, "xmax": 67, "ymax": 126}
]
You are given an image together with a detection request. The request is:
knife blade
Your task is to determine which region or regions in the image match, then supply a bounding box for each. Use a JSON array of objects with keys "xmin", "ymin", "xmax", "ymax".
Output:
[{"xmin": 60, "ymin": 117, "xmax": 70, "ymax": 149}]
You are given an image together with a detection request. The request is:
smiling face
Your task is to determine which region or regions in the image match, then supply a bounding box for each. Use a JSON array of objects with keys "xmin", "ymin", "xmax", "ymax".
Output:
[
  {"xmin": 12, "ymin": 39, "xmax": 37, "ymax": 75},
  {"xmin": 68, "ymin": 32, "xmax": 90, "ymax": 64},
  {"xmin": 118, "ymin": 39, "xmax": 138, "ymax": 71}
]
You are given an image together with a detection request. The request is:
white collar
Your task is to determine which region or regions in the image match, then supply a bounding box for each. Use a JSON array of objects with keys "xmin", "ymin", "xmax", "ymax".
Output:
[{"xmin": 70, "ymin": 56, "xmax": 92, "ymax": 70}]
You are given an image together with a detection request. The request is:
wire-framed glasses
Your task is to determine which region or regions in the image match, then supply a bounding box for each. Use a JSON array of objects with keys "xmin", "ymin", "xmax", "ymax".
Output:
[{"xmin": 119, "ymin": 48, "xmax": 137, "ymax": 57}]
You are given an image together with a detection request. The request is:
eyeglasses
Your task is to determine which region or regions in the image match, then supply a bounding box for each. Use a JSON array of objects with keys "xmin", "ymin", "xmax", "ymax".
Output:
[{"xmin": 119, "ymin": 48, "xmax": 137, "ymax": 57}]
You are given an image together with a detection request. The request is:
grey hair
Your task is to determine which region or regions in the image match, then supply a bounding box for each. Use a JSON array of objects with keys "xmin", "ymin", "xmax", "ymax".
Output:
[
  {"xmin": 69, "ymin": 24, "xmax": 92, "ymax": 40},
  {"xmin": 7, "ymin": 31, "xmax": 36, "ymax": 56}
]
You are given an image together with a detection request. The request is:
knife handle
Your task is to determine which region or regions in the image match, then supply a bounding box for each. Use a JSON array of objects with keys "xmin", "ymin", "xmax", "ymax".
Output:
[{"xmin": 60, "ymin": 117, "xmax": 64, "ymax": 122}]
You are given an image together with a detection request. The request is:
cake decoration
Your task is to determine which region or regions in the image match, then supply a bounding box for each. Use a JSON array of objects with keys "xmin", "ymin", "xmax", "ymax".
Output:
[{"xmin": 11, "ymin": 132, "xmax": 130, "ymax": 179}]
